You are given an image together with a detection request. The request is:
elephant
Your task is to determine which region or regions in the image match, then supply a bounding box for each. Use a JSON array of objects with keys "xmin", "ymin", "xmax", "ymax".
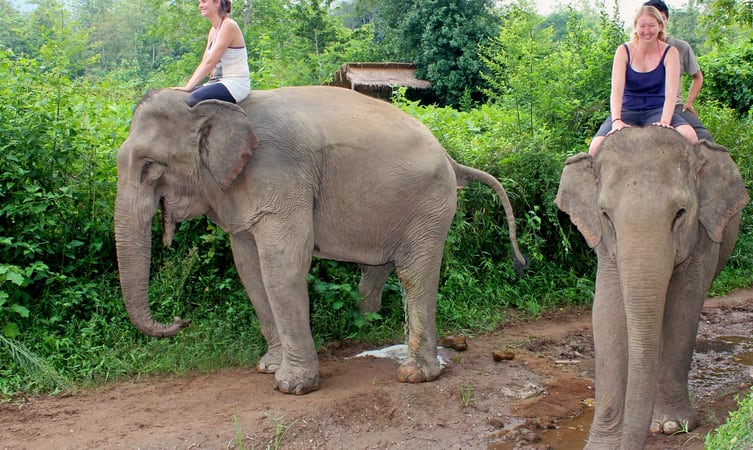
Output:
[
  {"xmin": 115, "ymin": 86, "xmax": 527, "ymax": 395},
  {"xmin": 555, "ymin": 126, "xmax": 749, "ymax": 449}
]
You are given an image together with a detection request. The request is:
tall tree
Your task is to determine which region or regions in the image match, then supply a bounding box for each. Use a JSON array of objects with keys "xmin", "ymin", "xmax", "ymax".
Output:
[{"xmin": 373, "ymin": 0, "xmax": 500, "ymax": 108}]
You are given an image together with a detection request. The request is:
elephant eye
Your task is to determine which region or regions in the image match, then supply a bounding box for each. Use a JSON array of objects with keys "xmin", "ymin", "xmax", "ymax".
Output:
[{"xmin": 140, "ymin": 159, "xmax": 165, "ymax": 184}]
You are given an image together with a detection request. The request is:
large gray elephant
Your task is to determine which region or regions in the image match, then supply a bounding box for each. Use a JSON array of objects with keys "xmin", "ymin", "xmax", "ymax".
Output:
[
  {"xmin": 115, "ymin": 86, "xmax": 527, "ymax": 395},
  {"xmin": 555, "ymin": 127, "xmax": 749, "ymax": 449}
]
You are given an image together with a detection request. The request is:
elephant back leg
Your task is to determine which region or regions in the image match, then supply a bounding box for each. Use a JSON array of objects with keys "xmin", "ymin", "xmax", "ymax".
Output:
[
  {"xmin": 357, "ymin": 263, "xmax": 394, "ymax": 313},
  {"xmin": 393, "ymin": 209, "xmax": 454, "ymax": 383},
  {"xmin": 230, "ymin": 233, "xmax": 282, "ymax": 374}
]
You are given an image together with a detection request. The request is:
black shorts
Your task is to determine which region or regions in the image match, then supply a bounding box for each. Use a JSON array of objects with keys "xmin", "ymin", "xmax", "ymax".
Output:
[
  {"xmin": 594, "ymin": 107, "xmax": 690, "ymax": 137},
  {"xmin": 186, "ymin": 82, "xmax": 235, "ymax": 107}
]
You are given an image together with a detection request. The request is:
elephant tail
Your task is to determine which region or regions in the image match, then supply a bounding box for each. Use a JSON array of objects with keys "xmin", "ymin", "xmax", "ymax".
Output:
[{"xmin": 452, "ymin": 160, "xmax": 529, "ymax": 275}]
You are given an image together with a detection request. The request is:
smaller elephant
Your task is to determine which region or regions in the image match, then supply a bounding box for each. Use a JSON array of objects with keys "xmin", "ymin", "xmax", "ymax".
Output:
[{"xmin": 555, "ymin": 127, "xmax": 749, "ymax": 449}]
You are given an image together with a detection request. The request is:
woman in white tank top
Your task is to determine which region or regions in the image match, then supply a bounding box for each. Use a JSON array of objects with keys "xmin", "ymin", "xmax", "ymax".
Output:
[{"xmin": 174, "ymin": 0, "xmax": 250, "ymax": 107}]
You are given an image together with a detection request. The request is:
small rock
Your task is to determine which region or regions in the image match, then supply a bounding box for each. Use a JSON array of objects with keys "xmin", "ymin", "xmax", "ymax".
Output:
[
  {"xmin": 493, "ymin": 350, "xmax": 515, "ymax": 361},
  {"xmin": 487, "ymin": 417, "xmax": 505, "ymax": 429},
  {"xmin": 440, "ymin": 335, "xmax": 468, "ymax": 351}
]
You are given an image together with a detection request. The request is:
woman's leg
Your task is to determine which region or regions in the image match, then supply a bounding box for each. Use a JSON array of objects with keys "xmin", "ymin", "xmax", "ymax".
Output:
[
  {"xmin": 186, "ymin": 83, "xmax": 235, "ymax": 107},
  {"xmin": 675, "ymin": 124, "xmax": 698, "ymax": 144},
  {"xmin": 670, "ymin": 114, "xmax": 699, "ymax": 144},
  {"xmin": 589, "ymin": 116, "xmax": 615, "ymax": 155},
  {"xmin": 589, "ymin": 136, "xmax": 606, "ymax": 155}
]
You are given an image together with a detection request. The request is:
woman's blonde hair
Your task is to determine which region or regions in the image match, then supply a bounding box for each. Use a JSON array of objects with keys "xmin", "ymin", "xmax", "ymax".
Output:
[{"xmin": 631, "ymin": 6, "xmax": 667, "ymax": 42}]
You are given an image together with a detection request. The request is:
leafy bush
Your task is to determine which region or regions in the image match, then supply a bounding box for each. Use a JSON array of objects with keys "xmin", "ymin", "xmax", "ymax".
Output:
[{"xmin": 699, "ymin": 40, "xmax": 753, "ymax": 116}]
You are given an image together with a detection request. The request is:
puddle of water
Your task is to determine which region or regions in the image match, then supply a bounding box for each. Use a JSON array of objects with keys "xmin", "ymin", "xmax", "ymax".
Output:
[
  {"xmin": 538, "ymin": 408, "xmax": 593, "ymax": 449},
  {"xmin": 696, "ymin": 335, "xmax": 753, "ymax": 367},
  {"xmin": 487, "ymin": 408, "xmax": 593, "ymax": 450},
  {"xmin": 716, "ymin": 335, "xmax": 753, "ymax": 348},
  {"xmin": 489, "ymin": 336, "xmax": 752, "ymax": 449},
  {"xmin": 695, "ymin": 338, "xmax": 736, "ymax": 353},
  {"xmin": 734, "ymin": 351, "xmax": 753, "ymax": 366}
]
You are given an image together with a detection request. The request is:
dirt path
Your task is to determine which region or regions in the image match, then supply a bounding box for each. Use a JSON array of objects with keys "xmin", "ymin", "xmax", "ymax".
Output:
[{"xmin": 2, "ymin": 289, "xmax": 752, "ymax": 450}]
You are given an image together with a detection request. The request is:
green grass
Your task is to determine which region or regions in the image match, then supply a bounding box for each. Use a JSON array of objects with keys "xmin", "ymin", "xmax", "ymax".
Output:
[{"xmin": 705, "ymin": 388, "xmax": 753, "ymax": 449}]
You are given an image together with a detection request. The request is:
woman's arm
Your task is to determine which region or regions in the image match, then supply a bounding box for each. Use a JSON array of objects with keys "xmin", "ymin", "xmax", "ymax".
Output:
[
  {"xmin": 610, "ymin": 45, "xmax": 628, "ymax": 131},
  {"xmin": 661, "ymin": 46, "xmax": 681, "ymax": 125},
  {"xmin": 181, "ymin": 20, "xmax": 242, "ymax": 91}
]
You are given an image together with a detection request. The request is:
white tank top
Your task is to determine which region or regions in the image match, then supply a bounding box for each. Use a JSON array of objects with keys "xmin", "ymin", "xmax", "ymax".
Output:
[{"xmin": 208, "ymin": 46, "xmax": 250, "ymax": 101}]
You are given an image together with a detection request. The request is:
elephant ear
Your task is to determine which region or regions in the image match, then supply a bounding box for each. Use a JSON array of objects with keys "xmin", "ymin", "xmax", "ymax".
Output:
[
  {"xmin": 555, "ymin": 153, "xmax": 601, "ymax": 248},
  {"xmin": 697, "ymin": 141, "xmax": 750, "ymax": 243},
  {"xmin": 191, "ymin": 99, "xmax": 259, "ymax": 189}
]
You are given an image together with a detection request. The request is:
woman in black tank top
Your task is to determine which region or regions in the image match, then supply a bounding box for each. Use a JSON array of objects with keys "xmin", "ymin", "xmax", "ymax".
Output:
[{"xmin": 588, "ymin": 5, "xmax": 698, "ymax": 155}]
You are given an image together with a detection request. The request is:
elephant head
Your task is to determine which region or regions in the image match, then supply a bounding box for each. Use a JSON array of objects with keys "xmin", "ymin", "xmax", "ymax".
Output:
[
  {"xmin": 114, "ymin": 90, "xmax": 258, "ymax": 337},
  {"xmin": 555, "ymin": 127, "xmax": 749, "ymax": 447}
]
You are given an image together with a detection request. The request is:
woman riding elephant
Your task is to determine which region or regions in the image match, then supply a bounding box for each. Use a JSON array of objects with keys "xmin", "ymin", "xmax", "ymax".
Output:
[{"xmin": 589, "ymin": 5, "xmax": 697, "ymax": 155}]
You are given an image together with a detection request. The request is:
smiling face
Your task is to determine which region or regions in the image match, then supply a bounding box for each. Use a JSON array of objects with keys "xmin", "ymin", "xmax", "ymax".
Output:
[
  {"xmin": 636, "ymin": 15, "xmax": 662, "ymax": 41},
  {"xmin": 198, "ymin": 0, "xmax": 220, "ymax": 18},
  {"xmin": 632, "ymin": 6, "xmax": 666, "ymax": 43}
]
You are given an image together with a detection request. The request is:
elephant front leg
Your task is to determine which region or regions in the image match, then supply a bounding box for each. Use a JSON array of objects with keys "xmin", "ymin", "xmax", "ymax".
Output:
[
  {"xmin": 230, "ymin": 233, "xmax": 282, "ymax": 373},
  {"xmin": 255, "ymin": 218, "xmax": 320, "ymax": 395},
  {"xmin": 357, "ymin": 263, "xmax": 393, "ymax": 313},
  {"xmin": 586, "ymin": 257, "xmax": 628, "ymax": 449},
  {"xmin": 394, "ymin": 254, "xmax": 441, "ymax": 384}
]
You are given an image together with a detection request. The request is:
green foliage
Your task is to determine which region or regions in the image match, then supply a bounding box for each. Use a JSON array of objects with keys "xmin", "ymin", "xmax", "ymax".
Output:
[
  {"xmin": 666, "ymin": 0, "xmax": 706, "ymax": 54},
  {"xmin": 372, "ymin": 0, "xmax": 499, "ymax": 107},
  {"xmin": 699, "ymin": 40, "xmax": 753, "ymax": 116},
  {"xmin": 705, "ymin": 103, "xmax": 753, "ymax": 295},
  {"xmin": 479, "ymin": 5, "xmax": 625, "ymax": 149},
  {"xmin": 705, "ymin": 388, "xmax": 753, "ymax": 449},
  {"xmin": 701, "ymin": 0, "xmax": 753, "ymax": 46},
  {"xmin": 0, "ymin": 264, "xmax": 32, "ymax": 338}
]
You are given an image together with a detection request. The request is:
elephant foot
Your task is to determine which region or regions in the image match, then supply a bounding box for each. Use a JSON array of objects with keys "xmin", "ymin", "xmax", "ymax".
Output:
[
  {"xmin": 274, "ymin": 374, "xmax": 320, "ymax": 395},
  {"xmin": 272, "ymin": 361, "xmax": 320, "ymax": 395},
  {"xmin": 255, "ymin": 348, "xmax": 282, "ymax": 374},
  {"xmin": 396, "ymin": 357, "xmax": 441, "ymax": 383},
  {"xmin": 651, "ymin": 407, "xmax": 699, "ymax": 435},
  {"xmin": 649, "ymin": 417, "xmax": 698, "ymax": 435}
]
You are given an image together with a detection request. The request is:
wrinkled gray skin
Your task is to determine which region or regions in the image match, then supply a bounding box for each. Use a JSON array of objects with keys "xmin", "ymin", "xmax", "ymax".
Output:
[
  {"xmin": 556, "ymin": 127, "xmax": 749, "ymax": 449},
  {"xmin": 115, "ymin": 86, "xmax": 527, "ymax": 395}
]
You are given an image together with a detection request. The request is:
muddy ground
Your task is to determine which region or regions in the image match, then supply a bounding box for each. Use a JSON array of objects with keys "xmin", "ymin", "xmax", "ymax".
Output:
[{"xmin": 2, "ymin": 289, "xmax": 752, "ymax": 450}]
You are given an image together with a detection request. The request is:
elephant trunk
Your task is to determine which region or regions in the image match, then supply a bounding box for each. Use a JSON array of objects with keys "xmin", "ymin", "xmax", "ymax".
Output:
[
  {"xmin": 114, "ymin": 191, "xmax": 189, "ymax": 338},
  {"xmin": 618, "ymin": 237, "xmax": 674, "ymax": 449}
]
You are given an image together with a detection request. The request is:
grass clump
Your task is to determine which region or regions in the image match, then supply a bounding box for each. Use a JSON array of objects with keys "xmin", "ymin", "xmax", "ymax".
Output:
[{"xmin": 705, "ymin": 388, "xmax": 753, "ymax": 449}]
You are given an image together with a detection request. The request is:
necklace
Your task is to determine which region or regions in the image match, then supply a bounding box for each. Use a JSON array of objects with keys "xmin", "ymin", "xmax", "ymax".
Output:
[{"xmin": 634, "ymin": 40, "xmax": 661, "ymax": 71}]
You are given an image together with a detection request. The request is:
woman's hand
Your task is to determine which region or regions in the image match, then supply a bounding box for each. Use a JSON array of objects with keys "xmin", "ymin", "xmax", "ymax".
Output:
[
  {"xmin": 651, "ymin": 121, "xmax": 674, "ymax": 129},
  {"xmin": 607, "ymin": 118, "xmax": 631, "ymax": 136}
]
